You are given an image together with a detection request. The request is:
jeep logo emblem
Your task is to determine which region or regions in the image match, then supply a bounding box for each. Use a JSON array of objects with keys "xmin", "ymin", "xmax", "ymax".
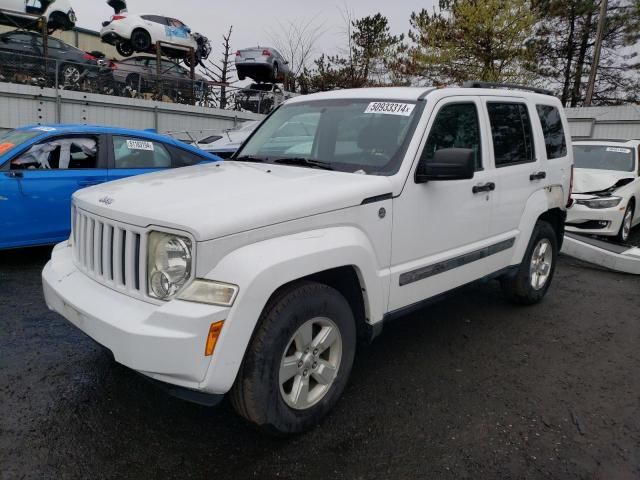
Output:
[{"xmin": 98, "ymin": 196, "xmax": 114, "ymax": 205}]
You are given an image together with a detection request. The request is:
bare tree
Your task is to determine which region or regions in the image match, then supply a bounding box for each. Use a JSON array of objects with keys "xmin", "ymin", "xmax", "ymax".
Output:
[
  {"xmin": 268, "ymin": 16, "xmax": 324, "ymax": 91},
  {"xmin": 204, "ymin": 25, "xmax": 235, "ymax": 109}
]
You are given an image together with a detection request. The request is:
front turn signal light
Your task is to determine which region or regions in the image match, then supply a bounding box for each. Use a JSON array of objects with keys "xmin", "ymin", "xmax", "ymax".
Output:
[{"xmin": 205, "ymin": 320, "xmax": 225, "ymax": 356}]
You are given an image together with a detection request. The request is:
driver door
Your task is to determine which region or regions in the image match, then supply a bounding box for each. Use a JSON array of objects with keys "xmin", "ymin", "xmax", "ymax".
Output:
[{"xmin": 0, "ymin": 135, "xmax": 108, "ymax": 247}]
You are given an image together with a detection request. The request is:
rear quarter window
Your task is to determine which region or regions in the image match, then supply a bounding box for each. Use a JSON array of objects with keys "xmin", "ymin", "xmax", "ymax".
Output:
[{"xmin": 536, "ymin": 105, "xmax": 567, "ymax": 159}]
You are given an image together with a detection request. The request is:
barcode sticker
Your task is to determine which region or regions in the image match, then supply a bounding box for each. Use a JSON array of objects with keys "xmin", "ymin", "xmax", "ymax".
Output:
[
  {"xmin": 126, "ymin": 140, "xmax": 154, "ymax": 151},
  {"xmin": 606, "ymin": 147, "xmax": 631, "ymax": 153},
  {"xmin": 364, "ymin": 102, "xmax": 415, "ymax": 116}
]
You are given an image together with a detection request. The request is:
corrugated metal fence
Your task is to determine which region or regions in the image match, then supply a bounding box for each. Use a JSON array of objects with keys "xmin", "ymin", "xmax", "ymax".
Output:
[
  {"xmin": 0, "ymin": 82, "xmax": 263, "ymax": 133},
  {"xmin": 566, "ymin": 105, "xmax": 640, "ymax": 140}
]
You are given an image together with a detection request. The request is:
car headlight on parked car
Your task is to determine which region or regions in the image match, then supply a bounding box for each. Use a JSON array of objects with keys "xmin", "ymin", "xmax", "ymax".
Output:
[
  {"xmin": 147, "ymin": 231, "xmax": 192, "ymax": 300},
  {"xmin": 575, "ymin": 196, "xmax": 622, "ymax": 209},
  {"xmin": 178, "ymin": 279, "xmax": 239, "ymax": 307}
]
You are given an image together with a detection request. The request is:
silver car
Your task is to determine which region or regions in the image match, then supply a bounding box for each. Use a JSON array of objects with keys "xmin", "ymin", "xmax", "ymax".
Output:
[
  {"xmin": 112, "ymin": 55, "xmax": 205, "ymax": 91},
  {"xmin": 235, "ymin": 46, "xmax": 289, "ymax": 83}
]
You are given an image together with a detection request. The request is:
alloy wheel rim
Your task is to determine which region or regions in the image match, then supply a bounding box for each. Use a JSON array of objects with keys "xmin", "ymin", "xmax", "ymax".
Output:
[
  {"xmin": 530, "ymin": 239, "xmax": 552, "ymax": 290},
  {"xmin": 63, "ymin": 66, "xmax": 80, "ymax": 84},
  {"xmin": 279, "ymin": 316, "xmax": 342, "ymax": 410}
]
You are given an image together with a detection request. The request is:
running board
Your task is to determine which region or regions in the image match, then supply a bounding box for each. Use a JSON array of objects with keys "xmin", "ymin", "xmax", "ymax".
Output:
[{"xmin": 561, "ymin": 233, "xmax": 640, "ymax": 274}]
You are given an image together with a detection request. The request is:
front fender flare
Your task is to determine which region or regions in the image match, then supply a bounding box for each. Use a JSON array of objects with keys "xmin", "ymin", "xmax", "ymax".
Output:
[{"xmin": 199, "ymin": 226, "xmax": 387, "ymax": 394}]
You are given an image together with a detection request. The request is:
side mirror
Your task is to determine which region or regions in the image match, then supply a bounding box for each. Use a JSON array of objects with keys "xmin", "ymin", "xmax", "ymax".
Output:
[{"xmin": 415, "ymin": 148, "xmax": 475, "ymax": 183}]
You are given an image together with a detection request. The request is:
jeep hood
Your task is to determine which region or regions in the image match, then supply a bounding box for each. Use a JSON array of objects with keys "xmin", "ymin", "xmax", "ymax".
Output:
[
  {"xmin": 572, "ymin": 168, "xmax": 635, "ymax": 195},
  {"xmin": 73, "ymin": 161, "xmax": 393, "ymax": 241}
]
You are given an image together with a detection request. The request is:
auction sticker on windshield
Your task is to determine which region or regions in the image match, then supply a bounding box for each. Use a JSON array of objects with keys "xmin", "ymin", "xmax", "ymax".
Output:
[
  {"xmin": 606, "ymin": 147, "xmax": 631, "ymax": 154},
  {"xmin": 365, "ymin": 102, "xmax": 415, "ymax": 116},
  {"xmin": 126, "ymin": 140, "xmax": 154, "ymax": 151}
]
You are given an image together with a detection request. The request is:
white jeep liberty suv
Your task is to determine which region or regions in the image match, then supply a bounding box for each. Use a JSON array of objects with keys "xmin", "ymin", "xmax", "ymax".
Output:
[{"xmin": 43, "ymin": 83, "xmax": 573, "ymax": 434}]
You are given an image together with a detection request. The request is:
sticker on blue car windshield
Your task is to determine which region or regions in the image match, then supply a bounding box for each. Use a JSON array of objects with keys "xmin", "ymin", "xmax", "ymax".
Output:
[
  {"xmin": 606, "ymin": 147, "xmax": 631, "ymax": 154},
  {"xmin": 365, "ymin": 102, "xmax": 415, "ymax": 116},
  {"xmin": 34, "ymin": 126, "xmax": 56, "ymax": 132},
  {"xmin": 126, "ymin": 140, "xmax": 154, "ymax": 151}
]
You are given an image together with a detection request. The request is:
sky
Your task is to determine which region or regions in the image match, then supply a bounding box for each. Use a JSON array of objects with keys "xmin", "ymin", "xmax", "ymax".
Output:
[{"xmin": 73, "ymin": 0, "xmax": 436, "ymax": 63}]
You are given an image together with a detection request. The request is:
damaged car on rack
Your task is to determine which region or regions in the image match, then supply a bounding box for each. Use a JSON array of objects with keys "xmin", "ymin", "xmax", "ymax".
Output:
[
  {"xmin": 100, "ymin": 0, "xmax": 210, "ymax": 66},
  {"xmin": 566, "ymin": 139, "xmax": 640, "ymax": 242}
]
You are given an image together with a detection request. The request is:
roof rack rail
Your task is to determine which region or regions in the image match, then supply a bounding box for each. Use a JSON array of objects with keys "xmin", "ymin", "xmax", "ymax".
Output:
[{"xmin": 462, "ymin": 81, "xmax": 554, "ymax": 96}]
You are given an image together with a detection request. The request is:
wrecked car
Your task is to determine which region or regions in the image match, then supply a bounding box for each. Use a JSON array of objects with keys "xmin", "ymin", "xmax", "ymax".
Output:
[
  {"xmin": 100, "ymin": 0, "xmax": 211, "ymax": 66},
  {"xmin": 0, "ymin": 124, "xmax": 220, "ymax": 249},
  {"xmin": 566, "ymin": 140, "xmax": 640, "ymax": 242},
  {"xmin": 0, "ymin": 0, "xmax": 76, "ymax": 32}
]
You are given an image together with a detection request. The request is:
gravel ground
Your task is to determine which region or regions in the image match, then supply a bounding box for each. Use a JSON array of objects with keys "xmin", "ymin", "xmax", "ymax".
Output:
[{"xmin": 1, "ymin": 231, "xmax": 639, "ymax": 479}]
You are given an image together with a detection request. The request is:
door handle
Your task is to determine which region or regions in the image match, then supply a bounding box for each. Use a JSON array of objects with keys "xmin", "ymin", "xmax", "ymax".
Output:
[
  {"xmin": 530, "ymin": 171, "xmax": 546, "ymax": 181},
  {"xmin": 5, "ymin": 171, "xmax": 23, "ymax": 178},
  {"xmin": 472, "ymin": 182, "xmax": 495, "ymax": 194}
]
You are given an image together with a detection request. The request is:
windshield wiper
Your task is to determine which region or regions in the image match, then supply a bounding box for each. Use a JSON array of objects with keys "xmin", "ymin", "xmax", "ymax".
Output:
[
  {"xmin": 233, "ymin": 155, "xmax": 267, "ymax": 163},
  {"xmin": 272, "ymin": 157, "xmax": 334, "ymax": 170}
]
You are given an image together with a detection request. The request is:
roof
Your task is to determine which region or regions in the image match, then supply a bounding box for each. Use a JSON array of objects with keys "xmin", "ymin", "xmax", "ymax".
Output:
[
  {"xmin": 286, "ymin": 86, "xmax": 559, "ymax": 104},
  {"xmin": 15, "ymin": 124, "xmax": 221, "ymax": 160},
  {"xmin": 565, "ymin": 105, "xmax": 640, "ymax": 122}
]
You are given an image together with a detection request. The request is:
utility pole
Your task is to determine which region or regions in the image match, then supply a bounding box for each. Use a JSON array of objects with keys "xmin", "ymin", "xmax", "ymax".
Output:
[{"xmin": 584, "ymin": 0, "xmax": 608, "ymax": 106}]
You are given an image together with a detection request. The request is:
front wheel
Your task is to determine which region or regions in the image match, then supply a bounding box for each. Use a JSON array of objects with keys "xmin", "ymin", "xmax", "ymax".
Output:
[
  {"xmin": 230, "ymin": 281, "xmax": 356, "ymax": 435},
  {"xmin": 116, "ymin": 41, "xmax": 133, "ymax": 57},
  {"xmin": 501, "ymin": 221, "xmax": 558, "ymax": 305},
  {"xmin": 617, "ymin": 203, "xmax": 634, "ymax": 243}
]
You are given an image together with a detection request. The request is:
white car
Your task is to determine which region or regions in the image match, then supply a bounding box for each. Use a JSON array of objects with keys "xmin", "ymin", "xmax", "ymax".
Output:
[
  {"xmin": 100, "ymin": 1, "xmax": 210, "ymax": 66},
  {"xmin": 197, "ymin": 121, "xmax": 260, "ymax": 158},
  {"xmin": 0, "ymin": 0, "xmax": 76, "ymax": 32},
  {"xmin": 43, "ymin": 84, "xmax": 573, "ymax": 434},
  {"xmin": 566, "ymin": 140, "xmax": 640, "ymax": 242}
]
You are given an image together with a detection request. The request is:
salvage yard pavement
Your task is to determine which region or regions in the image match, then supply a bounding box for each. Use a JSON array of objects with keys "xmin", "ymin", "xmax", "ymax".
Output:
[{"xmin": 1, "ymin": 235, "xmax": 639, "ymax": 479}]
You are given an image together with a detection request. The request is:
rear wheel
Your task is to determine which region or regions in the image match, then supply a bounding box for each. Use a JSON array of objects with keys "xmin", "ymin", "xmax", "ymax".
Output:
[
  {"xmin": 230, "ymin": 281, "xmax": 356, "ymax": 435},
  {"xmin": 125, "ymin": 73, "xmax": 146, "ymax": 92},
  {"xmin": 501, "ymin": 221, "xmax": 558, "ymax": 305},
  {"xmin": 130, "ymin": 29, "xmax": 151, "ymax": 52},
  {"xmin": 617, "ymin": 203, "xmax": 634, "ymax": 243}
]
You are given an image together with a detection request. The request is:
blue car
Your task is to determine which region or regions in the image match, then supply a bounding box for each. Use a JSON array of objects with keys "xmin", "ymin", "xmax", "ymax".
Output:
[{"xmin": 0, "ymin": 124, "xmax": 221, "ymax": 249}]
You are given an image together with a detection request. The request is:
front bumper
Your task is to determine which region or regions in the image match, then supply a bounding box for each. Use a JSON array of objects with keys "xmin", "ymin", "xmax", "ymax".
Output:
[
  {"xmin": 566, "ymin": 201, "xmax": 626, "ymax": 236},
  {"xmin": 42, "ymin": 243, "xmax": 230, "ymax": 393}
]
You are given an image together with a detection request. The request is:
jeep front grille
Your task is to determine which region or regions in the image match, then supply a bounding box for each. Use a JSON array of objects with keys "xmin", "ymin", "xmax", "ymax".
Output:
[{"xmin": 72, "ymin": 207, "xmax": 146, "ymax": 298}]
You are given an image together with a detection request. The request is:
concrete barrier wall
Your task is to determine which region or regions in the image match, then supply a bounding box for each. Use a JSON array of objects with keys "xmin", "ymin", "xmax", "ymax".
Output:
[{"xmin": 0, "ymin": 82, "xmax": 263, "ymax": 133}]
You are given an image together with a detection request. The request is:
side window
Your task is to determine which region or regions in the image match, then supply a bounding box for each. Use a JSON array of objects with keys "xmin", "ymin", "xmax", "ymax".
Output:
[
  {"xmin": 536, "ymin": 105, "xmax": 567, "ymax": 159},
  {"xmin": 142, "ymin": 15, "xmax": 167, "ymax": 25},
  {"xmin": 112, "ymin": 136, "xmax": 171, "ymax": 169},
  {"xmin": 419, "ymin": 103, "xmax": 482, "ymax": 171},
  {"xmin": 487, "ymin": 102, "xmax": 535, "ymax": 167},
  {"xmin": 10, "ymin": 137, "xmax": 98, "ymax": 170},
  {"xmin": 167, "ymin": 145, "xmax": 207, "ymax": 167}
]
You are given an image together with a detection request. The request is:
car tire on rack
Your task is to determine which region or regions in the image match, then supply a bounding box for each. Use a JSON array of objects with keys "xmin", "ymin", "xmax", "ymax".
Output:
[
  {"xmin": 130, "ymin": 29, "xmax": 151, "ymax": 52},
  {"xmin": 617, "ymin": 202, "xmax": 634, "ymax": 243},
  {"xmin": 60, "ymin": 63, "xmax": 81, "ymax": 86},
  {"xmin": 116, "ymin": 41, "xmax": 134, "ymax": 57},
  {"xmin": 501, "ymin": 221, "xmax": 558, "ymax": 305},
  {"xmin": 230, "ymin": 281, "xmax": 356, "ymax": 435}
]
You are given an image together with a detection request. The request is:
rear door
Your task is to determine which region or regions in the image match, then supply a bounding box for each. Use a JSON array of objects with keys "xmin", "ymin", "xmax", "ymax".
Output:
[
  {"xmin": 1, "ymin": 134, "xmax": 108, "ymax": 247},
  {"xmin": 107, "ymin": 134, "xmax": 172, "ymax": 181},
  {"xmin": 481, "ymin": 97, "xmax": 545, "ymax": 240}
]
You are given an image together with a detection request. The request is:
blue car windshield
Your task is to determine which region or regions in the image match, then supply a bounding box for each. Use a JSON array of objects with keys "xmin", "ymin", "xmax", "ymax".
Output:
[{"xmin": 0, "ymin": 129, "xmax": 43, "ymax": 158}]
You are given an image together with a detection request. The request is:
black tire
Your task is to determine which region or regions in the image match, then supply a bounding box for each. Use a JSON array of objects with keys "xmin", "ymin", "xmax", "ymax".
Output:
[
  {"xmin": 238, "ymin": 72, "xmax": 246, "ymax": 81},
  {"xmin": 501, "ymin": 221, "xmax": 558, "ymax": 305},
  {"xmin": 272, "ymin": 63, "xmax": 279, "ymax": 82},
  {"xmin": 125, "ymin": 73, "xmax": 145, "ymax": 91},
  {"xmin": 616, "ymin": 202, "xmax": 634, "ymax": 243},
  {"xmin": 130, "ymin": 29, "xmax": 151, "ymax": 52},
  {"xmin": 116, "ymin": 41, "xmax": 134, "ymax": 57},
  {"xmin": 230, "ymin": 281, "xmax": 356, "ymax": 435},
  {"xmin": 183, "ymin": 53, "xmax": 200, "ymax": 68}
]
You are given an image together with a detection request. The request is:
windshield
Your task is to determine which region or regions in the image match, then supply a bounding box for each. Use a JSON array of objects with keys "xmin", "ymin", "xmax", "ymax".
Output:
[
  {"xmin": 0, "ymin": 129, "xmax": 42, "ymax": 158},
  {"xmin": 574, "ymin": 145, "xmax": 635, "ymax": 172},
  {"xmin": 235, "ymin": 99, "xmax": 424, "ymax": 175}
]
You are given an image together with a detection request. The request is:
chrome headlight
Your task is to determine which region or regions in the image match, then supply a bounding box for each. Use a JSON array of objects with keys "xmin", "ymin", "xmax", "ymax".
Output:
[
  {"xmin": 575, "ymin": 196, "xmax": 622, "ymax": 209},
  {"xmin": 147, "ymin": 231, "xmax": 192, "ymax": 300}
]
